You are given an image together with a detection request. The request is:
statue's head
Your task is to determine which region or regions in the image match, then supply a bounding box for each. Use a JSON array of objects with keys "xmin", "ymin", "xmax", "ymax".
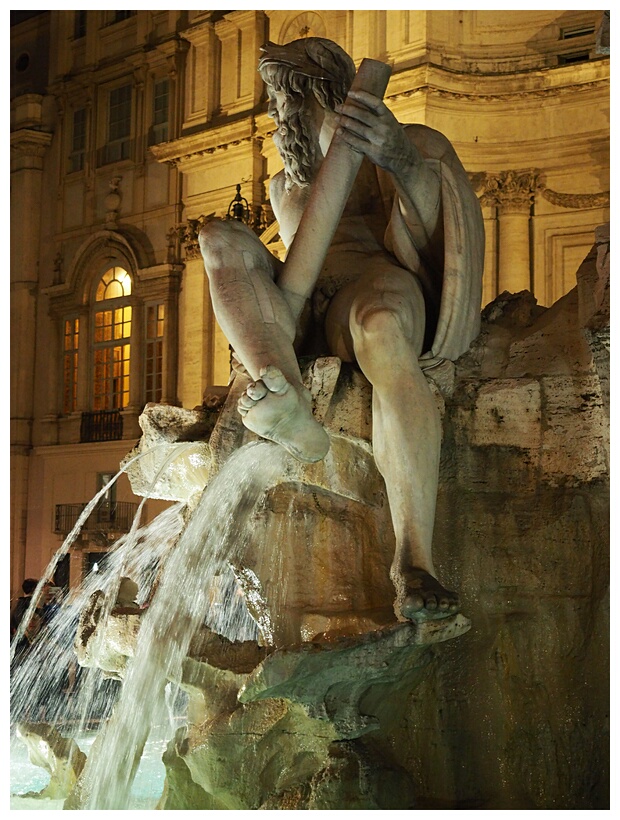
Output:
[
  {"xmin": 259, "ymin": 38, "xmax": 355, "ymax": 111},
  {"xmin": 258, "ymin": 38, "xmax": 356, "ymax": 190}
]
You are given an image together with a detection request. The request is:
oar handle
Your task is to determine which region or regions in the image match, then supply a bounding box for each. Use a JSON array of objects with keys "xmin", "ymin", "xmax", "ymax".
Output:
[{"xmin": 278, "ymin": 58, "xmax": 392, "ymax": 320}]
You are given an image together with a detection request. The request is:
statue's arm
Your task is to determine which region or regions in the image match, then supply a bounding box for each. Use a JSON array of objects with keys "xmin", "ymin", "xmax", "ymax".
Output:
[{"xmin": 335, "ymin": 89, "xmax": 442, "ymax": 255}]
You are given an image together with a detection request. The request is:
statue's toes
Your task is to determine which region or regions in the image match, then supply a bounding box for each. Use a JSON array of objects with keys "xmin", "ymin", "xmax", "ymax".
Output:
[
  {"xmin": 424, "ymin": 594, "xmax": 438, "ymax": 612},
  {"xmin": 438, "ymin": 596, "xmax": 450, "ymax": 612},
  {"xmin": 238, "ymin": 393, "xmax": 257, "ymax": 412},
  {"xmin": 402, "ymin": 592, "xmax": 425, "ymax": 616},
  {"xmin": 259, "ymin": 365, "xmax": 287, "ymax": 393},
  {"xmin": 246, "ymin": 380, "xmax": 268, "ymax": 400}
]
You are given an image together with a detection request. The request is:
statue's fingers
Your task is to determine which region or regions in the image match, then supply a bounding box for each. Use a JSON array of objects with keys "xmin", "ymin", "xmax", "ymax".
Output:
[
  {"xmin": 336, "ymin": 126, "xmax": 371, "ymax": 151},
  {"xmin": 346, "ymin": 88, "xmax": 385, "ymax": 113},
  {"xmin": 336, "ymin": 100, "xmax": 376, "ymax": 126}
]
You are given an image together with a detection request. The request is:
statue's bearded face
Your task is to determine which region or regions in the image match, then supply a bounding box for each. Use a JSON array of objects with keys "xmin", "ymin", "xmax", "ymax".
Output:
[{"xmin": 264, "ymin": 78, "xmax": 321, "ymax": 191}]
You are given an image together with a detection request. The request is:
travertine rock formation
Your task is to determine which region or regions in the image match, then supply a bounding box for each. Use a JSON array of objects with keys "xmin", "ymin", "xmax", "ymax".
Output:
[
  {"xmin": 15, "ymin": 722, "xmax": 86, "ymax": 800},
  {"xmin": 398, "ymin": 224, "xmax": 609, "ymax": 809}
]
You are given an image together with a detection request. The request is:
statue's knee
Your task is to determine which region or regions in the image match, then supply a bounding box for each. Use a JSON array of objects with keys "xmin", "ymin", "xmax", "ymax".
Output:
[
  {"xmin": 351, "ymin": 299, "xmax": 413, "ymax": 343},
  {"xmin": 198, "ymin": 219, "xmax": 255, "ymax": 269}
]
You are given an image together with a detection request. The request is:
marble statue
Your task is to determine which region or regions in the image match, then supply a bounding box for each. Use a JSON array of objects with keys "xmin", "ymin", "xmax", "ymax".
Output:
[{"xmin": 199, "ymin": 37, "xmax": 484, "ymax": 622}]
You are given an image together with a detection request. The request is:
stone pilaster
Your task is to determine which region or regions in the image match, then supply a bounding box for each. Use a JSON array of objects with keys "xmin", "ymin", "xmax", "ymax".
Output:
[
  {"xmin": 479, "ymin": 170, "xmax": 539, "ymax": 296},
  {"xmin": 10, "ymin": 96, "xmax": 53, "ymax": 599}
]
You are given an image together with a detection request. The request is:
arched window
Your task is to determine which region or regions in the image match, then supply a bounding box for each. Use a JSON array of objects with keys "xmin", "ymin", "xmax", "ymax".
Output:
[
  {"xmin": 92, "ymin": 266, "xmax": 132, "ymax": 410},
  {"xmin": 54, "ymin": 237, "xmax": 178, "ymax": 441}
]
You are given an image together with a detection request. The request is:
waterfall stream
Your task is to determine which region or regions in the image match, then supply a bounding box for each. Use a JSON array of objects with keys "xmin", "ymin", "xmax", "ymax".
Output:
[{"xmin": 83, "ymin": 441, "xmax": 288, "ymax": 809}]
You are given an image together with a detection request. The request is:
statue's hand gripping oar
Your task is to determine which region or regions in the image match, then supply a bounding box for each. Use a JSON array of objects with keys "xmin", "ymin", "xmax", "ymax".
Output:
[{"xmin": 277, "ymin": 58, "xmax": 392, "ymax": 322}]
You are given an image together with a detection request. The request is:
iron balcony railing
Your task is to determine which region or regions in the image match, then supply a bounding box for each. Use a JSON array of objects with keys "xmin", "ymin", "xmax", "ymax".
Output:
[
  {"xmin": 54, "ymin": 501, "xmax": 138, "ymax": 535},
  {"xmin": 80, "ymin": 409, "xmax": 123, "ymax": 442}
]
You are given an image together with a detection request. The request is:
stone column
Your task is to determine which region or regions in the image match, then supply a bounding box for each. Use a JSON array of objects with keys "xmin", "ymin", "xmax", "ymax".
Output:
[
  {"xmin": 480, "ymin": 170, "xmax": 539, "ymax": 297},
  {"xmin": 480, "ymin": 202, "xmax": 498, "ymax": 307},
  {"xmin": 176, "ymin": 224, "xmax": 214, "ymax": 408},
  {"xmin": 10, "ymin": 95, "xmax": 53, "ymax": 597}
]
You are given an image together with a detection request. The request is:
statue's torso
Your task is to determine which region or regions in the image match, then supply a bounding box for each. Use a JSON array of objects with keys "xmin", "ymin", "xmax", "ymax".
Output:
[{"xmin": 274, "ymin": 157, "xmax": 389, "ymax": 264}]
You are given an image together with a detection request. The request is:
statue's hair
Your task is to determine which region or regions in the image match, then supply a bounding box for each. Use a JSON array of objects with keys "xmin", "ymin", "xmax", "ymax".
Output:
[
  {"xmin": 259, "ymin": 38, "xmax": 356, "ymax": 190},
  {"xmin": 258, "ymin": 37, "xmax": 356, "ymax": 112}
]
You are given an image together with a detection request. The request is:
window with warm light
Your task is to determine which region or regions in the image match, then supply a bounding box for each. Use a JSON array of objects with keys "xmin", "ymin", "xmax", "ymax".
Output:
[{"xmin": 93, "ymin": 267, "xmax": 132, "ymax": 410}]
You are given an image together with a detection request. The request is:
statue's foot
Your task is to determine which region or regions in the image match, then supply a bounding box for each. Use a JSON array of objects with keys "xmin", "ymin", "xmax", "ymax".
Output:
[
  {"xmin": 397, "ymin": 568, "xmax": 460, "ymax": 621},
  {"xmin": 238, "ymin": 365, "xmax": 330, "ymax": 463}
]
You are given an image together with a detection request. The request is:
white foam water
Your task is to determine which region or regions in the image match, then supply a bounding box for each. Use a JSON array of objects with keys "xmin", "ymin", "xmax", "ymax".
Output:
[{"xmin": 81, "ymin": 440, "xmax": 288, "ymax": 809}]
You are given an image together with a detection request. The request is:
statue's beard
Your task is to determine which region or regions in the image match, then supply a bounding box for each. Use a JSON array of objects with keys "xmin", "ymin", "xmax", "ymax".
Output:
[{"xmin": 272, "ymin": 107, "xmax": 319, "ymax": 191}]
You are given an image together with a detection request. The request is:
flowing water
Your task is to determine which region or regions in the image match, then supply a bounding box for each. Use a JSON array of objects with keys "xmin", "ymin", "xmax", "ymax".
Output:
[{"xmin": 11, "ymin": 439, "xmax": 289, "ymax": 810}]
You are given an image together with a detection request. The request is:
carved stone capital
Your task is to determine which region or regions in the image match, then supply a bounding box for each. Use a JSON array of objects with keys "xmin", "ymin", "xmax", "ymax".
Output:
[
  {"xmin": 10, "ymin": 128, "xmax": 53, "ymax": 161},
  {"xmin": 473, "ymin": 169, "xmax": 610, "ymax": 212},
  {"xmin": 176, "ymin": 215, "xmax": 214, "ymax": 260},
  {"xmin": 475, "ymin": 169, "xmax": 540, "ymax": 209}
]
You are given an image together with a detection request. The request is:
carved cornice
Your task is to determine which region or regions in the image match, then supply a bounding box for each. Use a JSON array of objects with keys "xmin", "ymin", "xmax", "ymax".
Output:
[
  {"xmin": 150, "ymin": 131, "xmax": 255, "ymax": 167},
  {"xmin": 387, "ymin": 59, "xmax": 609, "ymax": 106},
  {"xmin": 472, "ymin": 169, "xmax": 610, "ymax": 211},
  {"xmin": 391, "ymin": 78, "xmax": 609, "ymax": 104}
]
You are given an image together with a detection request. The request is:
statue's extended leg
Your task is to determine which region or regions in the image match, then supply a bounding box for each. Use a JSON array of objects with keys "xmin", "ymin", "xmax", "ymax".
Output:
[
  {"xmin": 199, "ymin": 220, "xmax": 329, "ymax": 463},
  {"xmin": 326, "ymin": 262, "xmax": 458, "ymax": 621}
]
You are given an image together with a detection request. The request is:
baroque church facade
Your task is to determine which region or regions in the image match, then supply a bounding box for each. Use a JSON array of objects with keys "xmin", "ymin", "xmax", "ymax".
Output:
[{"xmin": 10, "ymin": 10, "xmax": 609, "ymax": 602}]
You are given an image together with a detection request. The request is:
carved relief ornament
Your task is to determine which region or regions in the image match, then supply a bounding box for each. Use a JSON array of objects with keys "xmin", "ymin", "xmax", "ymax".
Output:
[
  {"xmin": 473, "ymin": 169, "xmax": 610, "ymax": 212},
  {"xmin": 474, "ymin": 169, "xmax": 540, "ymax": 209}
]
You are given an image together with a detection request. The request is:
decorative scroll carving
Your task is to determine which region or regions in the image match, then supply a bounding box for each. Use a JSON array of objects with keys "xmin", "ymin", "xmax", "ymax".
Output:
[{"xmin": 538, "ymin": 188, "xmax": 610, "ymax": 210}]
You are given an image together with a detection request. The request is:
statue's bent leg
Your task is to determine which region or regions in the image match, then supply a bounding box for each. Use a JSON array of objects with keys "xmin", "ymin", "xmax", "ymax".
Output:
[
  {"xmin": 199, "ymin": 220, "xmax": 329, "ymax": 463},
  {"xmin": 326, "ymin": 261, "xmax": 458, "ymax": 620}
]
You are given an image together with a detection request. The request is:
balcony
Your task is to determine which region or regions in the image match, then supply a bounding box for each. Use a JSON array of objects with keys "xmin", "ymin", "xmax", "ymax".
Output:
[
  {"xmin": 54, "ymin": 501, "xmax": 139, "ymax": 536},
  {"xmin": 80, "ymin": 409, "xmax": 123, "ymax": 442}
]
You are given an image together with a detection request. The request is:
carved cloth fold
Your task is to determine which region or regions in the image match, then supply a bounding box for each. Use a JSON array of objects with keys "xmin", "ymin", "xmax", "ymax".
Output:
[{"xmin": 378, "ymin": 124, "xmax": 485, "ymax": 368}]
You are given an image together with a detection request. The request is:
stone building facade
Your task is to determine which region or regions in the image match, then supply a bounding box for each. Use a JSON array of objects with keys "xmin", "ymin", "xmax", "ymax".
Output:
[{"xmin": 10, "ymin": 10, "xmax": 609, "ymax": 601}]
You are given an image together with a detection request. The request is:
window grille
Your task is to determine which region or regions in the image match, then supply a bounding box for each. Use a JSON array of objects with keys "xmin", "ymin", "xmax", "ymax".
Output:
[
  {"xmin": 62, "ymin": 317, "xmax": 79, "ymax": 413},
  {"xmin": 149, "ymin": 79, "xmax": 169, "ymax": 145},
  {"xmin": 101, "ymin": 84, "xmax": 132, "ymax": 165},
  {"xmin": 145, "ymin": 303, "xmax": 165, "ymax": 404}
]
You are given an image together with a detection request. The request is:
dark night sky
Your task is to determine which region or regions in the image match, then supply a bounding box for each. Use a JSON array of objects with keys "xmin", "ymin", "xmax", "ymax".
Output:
[{"xmin": 11, "ymin": 11, "xmax": 47, "ymax": 26}]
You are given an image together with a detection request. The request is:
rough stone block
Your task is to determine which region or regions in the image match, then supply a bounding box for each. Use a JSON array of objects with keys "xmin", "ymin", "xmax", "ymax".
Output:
[{"xmin": 472, "ymin": 379, "xmax": 541, "ymax": 449}]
